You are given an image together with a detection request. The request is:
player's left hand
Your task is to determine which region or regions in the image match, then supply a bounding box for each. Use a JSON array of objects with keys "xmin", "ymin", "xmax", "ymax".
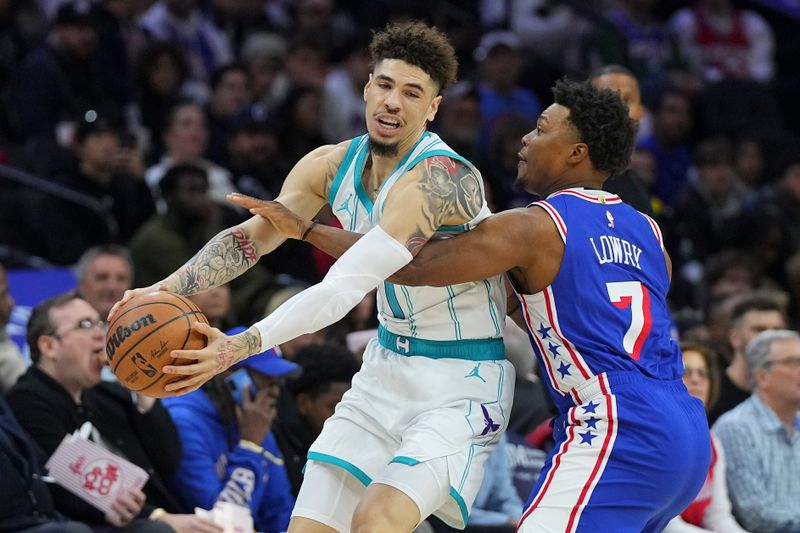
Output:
[{"xmin": 162, "ymin": 323, "xmax": 262, "ymax": 395}]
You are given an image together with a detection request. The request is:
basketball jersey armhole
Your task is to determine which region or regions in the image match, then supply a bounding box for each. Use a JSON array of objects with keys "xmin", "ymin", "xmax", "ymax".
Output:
[{"xmin": 531, "ymin": 200, "xmax": 567, "ymax": 244}]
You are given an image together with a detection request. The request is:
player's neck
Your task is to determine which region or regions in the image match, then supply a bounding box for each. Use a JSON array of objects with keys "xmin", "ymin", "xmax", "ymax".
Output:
[{"xmin": 367, "ymin": 130, "xmax": 426, "ymax": 183}]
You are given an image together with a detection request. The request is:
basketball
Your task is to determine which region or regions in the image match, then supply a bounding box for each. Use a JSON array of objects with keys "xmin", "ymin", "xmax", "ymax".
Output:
[{"xmin": 106, "ymin": 291, "xmax": 209, "ymax": 398}]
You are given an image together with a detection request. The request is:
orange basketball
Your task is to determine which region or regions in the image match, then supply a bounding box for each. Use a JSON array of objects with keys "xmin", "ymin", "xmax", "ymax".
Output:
[{"xmin": 106, "ymin": 291, "xmax": 208, "ymax": 398}]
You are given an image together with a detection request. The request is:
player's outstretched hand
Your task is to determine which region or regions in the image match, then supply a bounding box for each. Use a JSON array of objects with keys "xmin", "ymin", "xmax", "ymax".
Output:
[
  {"xmin": 227, "ymin": 193, "xmax": 309, "ymax": 240},
  {"xmin": 108, "ymin": 284, "xmax": 170, "ymax": 323},
  {"xmin": 162, "ymin": 323, "xmax": 262, "ymax": 396}
]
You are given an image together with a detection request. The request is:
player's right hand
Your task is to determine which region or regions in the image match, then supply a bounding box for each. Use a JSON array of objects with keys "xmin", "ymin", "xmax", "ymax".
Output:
[
  {"xmin": 227, "ymin": 193, "xmax": 308, "ymax": 240},
  {"xmin": 107, "ymin": 284, "xmax": 170, "ymax": 323}
]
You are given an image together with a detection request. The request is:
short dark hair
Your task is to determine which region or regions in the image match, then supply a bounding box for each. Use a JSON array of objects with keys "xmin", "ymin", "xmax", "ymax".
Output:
[
  {"xmin": 159, "ymin": 163, "xmax": 208, "ymax": 197},
  {"xmin": 730, "ymin": 291, "xmax": 787, "ymax": 326},
  {"xmin": 27, "ymin": 291, "xmax": 80, "ymax": 364},
  {"xmin": 552, "ymin": 78, "xmax": 636, "ymax": 175},
  {"xmin": 369, "ymin": 21, "xmax": 457, "ymax": 94},
  {"xmin": 210, "ymin": 62, "xmax": 248, "ymax": 91},
  {"xmin": 588, "ymin": 64, "xmax": 636, "ymax": 80},
  {"xmin": 287, "ymin": 343, "xmax": 360, "ymax": 398}
]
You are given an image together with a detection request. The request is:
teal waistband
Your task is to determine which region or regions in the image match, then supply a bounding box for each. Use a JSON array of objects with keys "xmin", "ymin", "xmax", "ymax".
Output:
[{"xmin": 378, "ymin": 325, "xmax": 504, "ymax": 360}]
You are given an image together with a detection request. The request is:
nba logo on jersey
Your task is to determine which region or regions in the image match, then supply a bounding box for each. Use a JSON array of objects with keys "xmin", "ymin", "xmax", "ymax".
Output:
[{"xmin": 606, "ymin": 210, "xmax": 615, "ymax": 228}]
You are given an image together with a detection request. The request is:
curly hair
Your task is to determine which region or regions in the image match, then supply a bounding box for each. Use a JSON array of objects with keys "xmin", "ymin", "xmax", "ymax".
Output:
[
  {"xmin": 286, "ymin": 343, "xmax": 360, "ymax": 398},
  {"xmin": 369, "ymin": 21, "xmax": 458, "ymax": 94},
  {"xmin": 552, "ymin": 78, "xmax": 636, "ymax": 176}
]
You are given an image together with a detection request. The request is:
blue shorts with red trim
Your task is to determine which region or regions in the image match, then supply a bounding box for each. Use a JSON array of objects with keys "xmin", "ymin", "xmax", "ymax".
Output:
[{"xmin": 518, "ymin": 372, "xmax": 710, "ymax": 533}]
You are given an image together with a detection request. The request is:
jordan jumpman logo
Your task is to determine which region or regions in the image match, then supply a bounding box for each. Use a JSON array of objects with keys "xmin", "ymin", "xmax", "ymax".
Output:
[
  {"xmin": 336, "ymin": 193, "xmax": 355, "ymax": 220},
  {"xmin": 464, "ymin": 363, "xmax": 486, "ymax": 382}
]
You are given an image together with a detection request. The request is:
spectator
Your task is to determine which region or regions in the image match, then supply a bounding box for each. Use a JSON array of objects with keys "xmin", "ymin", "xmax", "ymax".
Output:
[
  {"xmin": 188, "ymin": 284, "xmax": 233, "ymax": 331},
  {"xmin": 664, "ymin": 342, "xmax": 748, "ymax": 532},
  {"xmin": 708, "ymin": 292, "xmax": 787, "ymax": 424},
  {"xmin": 669, "ymin": 138, "xmax": 747, "ymax": 271},
  {"xmin": 473, "ymin": 31, "xmax": 541, "ymax": 150},
  {"xmin": 273, "ymin": 342, "xmax": 359, "ymax": 496},
  {"xmin": 0, "ymin": 262, "xmax": 25, "ymax": 392},
  {"xmin": 464, "ymin": 434, "xmax": 523, "ymax": 532},
  {"xmin": 163, "ymin": 335, "xmax": 298, "ymax": 533},
  {"xmin": 432, "ymin": 81, "xmax": 483, "ymax": 171},
  {"xmin": 7, "ymin": 292, "xmax": 214, "ymax": 531},
  {"xmin": 275, "ymin": 85, "xmax": 326, "ymax": 170},
  {"xmin": 223, "ymin": 103, "xmax": 285, "ymax": 201},
  {"xmin": 131, "ymin": 41, "xmax": 190, "ymax": 163},
  {"xmin": 204, "ymin": 63, "xmax": 251, "ymax": 165},
  {"xmin": 590, "ymin": 64, "xmax": 655, "ymax": 216},
  {"xmin": 320, "ymin": 33, "xmax": 370, "ymax": 143},
  {"xmin": 75, "ymin": 244, "xmax": 133, "ymax": 320},
  {"xmin": 239, "ymin": 32, "xmax": 288, "ymax": 113},
  {"xmin": 140, "ymin": 0, "xmax": 232, "ymax": 102},
  {"xmin": 132, "ymin": 164, "xmax": 226, "ymax": 287},
  {"xmin": 145, "ymin": 100, "xmax": 237, "ymax": 214},
  {"xmin": 0, "ymin": 392, "xmax": 93, "ymax": 533},
  {"xmin": 27, "ymin": 115, "xmax": 155, "ymax": 265},
  {"xmin": 669, "ymin": 0, "xmax": 775, "ymax": 84},
  {"xmin": 8, "ymin": 0, "xmax": 118, "ymax": 142},
  {"xmin": 713, "ymin": 330, "xmax": 800, "ymax": 533}
]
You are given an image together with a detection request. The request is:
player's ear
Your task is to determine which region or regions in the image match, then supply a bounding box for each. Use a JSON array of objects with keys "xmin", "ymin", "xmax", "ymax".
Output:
[
  {"xmin": 364, "ymin": 73, "xmax": 373, "ymax": 101},
  {"xmin": 567, "ymin": 142, "xmax": 589, "ymax": 165},
  {"xmin": 427, "ymin": 94, "xmax": 442, "ymax": 123}
]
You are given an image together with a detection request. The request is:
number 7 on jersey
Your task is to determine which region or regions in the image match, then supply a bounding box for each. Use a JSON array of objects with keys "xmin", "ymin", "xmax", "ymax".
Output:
[{"xmin": 606, "ymin": 281, "xmax": 652, "ymax": 360}]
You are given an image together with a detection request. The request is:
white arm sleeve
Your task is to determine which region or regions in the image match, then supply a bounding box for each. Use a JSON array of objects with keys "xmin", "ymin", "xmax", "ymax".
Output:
[{"xmin": 253, "ymin": 225, "xmax": 413, "ymax": 349}]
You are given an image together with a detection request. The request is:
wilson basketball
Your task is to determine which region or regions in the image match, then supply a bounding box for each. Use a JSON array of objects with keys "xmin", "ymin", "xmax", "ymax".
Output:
[{"xmin": 106, "ymin": 291, "xmax": 208, "ymax": 398}]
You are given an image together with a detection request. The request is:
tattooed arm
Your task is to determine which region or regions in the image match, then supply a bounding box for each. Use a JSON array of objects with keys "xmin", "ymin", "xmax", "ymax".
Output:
[{"xmin": 109, "ymin": 144, "xmax": 345, "ymax": 321}]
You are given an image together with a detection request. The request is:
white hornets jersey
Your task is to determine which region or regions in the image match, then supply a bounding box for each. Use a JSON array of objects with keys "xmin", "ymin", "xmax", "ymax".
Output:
[{"xmin": 328, "ymin": 132, "xmax": 505, "ymax": 357}]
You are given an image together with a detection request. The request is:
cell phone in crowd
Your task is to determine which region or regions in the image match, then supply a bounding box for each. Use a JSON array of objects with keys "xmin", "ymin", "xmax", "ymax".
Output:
[{"xmin": 225, "ymin": 368, "xmax": 254, "ymax": 405}]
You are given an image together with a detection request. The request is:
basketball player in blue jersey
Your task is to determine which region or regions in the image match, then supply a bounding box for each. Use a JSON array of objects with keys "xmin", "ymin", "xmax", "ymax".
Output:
[
  {"xmin": 244, "ymin": 79, "xmax": 711, "ymax": 532},
  {"xmin": 110, "ymin": 21, "xmax": 514, "ymax": 533}
]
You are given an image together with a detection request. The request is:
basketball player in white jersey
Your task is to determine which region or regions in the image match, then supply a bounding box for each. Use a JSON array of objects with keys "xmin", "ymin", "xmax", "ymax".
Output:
[{"xmin": 111, "ymin": 21, "xmax": 514, "ymax": 533}]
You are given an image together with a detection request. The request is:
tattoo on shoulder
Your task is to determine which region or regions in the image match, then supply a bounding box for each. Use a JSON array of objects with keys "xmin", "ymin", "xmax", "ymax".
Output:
[
  {"xmin": 417, "ymin": 156, "xmax": 483, "ymax": 228},
  {"xmin": 175, "ymin": 228, "xmax": 259, "ymax": 294}
]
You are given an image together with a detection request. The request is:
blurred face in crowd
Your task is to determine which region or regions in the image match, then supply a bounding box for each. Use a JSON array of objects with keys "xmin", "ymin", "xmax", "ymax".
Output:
[
  {"xmin": 697, "ymin": 162, "xmax": 738, "ymax": 198},
  {"xmin": 247, "ymin": 370, "xmax": 281, "ymax": 401},
  {"xmin": 77, "ymin": 130, "xmax": 121, "ymax": 177},
  {"xmin": 682, "ymin": 349, "xmax": 711, "ymax": 406},
  {"xmin": 229, "ymin": 129, "xmax": 278, "ymax": 168},
  {"xmin": 148, "ymin": 52, "xmax": 184, "ymax": 96},
  {"xmin": 168, "ymin": 171, "xmax": 212, "ymax": 221},
  {"xmin": 211, "ymin": 69, "xmax": 250, "ymax": 119},
  {"xmin": 591, "ymin": 72, "xmax": 645, "ymax": 123},
  {"xmin": 165, "ymin": 103, "xmax": 208, "ymax": 161},
  {"xmin": 293, "ymin": 90, "xmax": 323, "ymax": 136},
  {"xmin": 655, "ymin": 92, "xmax": 692, "ymax": 145},
  {"xmin": 730, "ymin": 309, "xmax": 786, "ymax": 355},
  {"xmin": 755, "ymin": 338, "xmax": 800, "ymax": 407},
  {"xmin": 78, "ymin": 254, "xmax": 132, "ymax": 319},
  {"xmin": 480, "ymin": 46, "xmax": 522, "ymax": 91},
  {"xmin": 781, "ymin": 163, "xmax": 800, "ymax": 203},
  {"xmin": 39, "ymin": 298, "xmax": 106, "ymax": 400},
  {"xmin": 0, "ymin": 265, "xmax": 13, "ymax": 328},
  {"xmin": 438, "ymin": 92, "xmax": 481, "ymax": 144},
  {"xmin": 188, "ymin": 285, "xmax": 231, "ymax": 327},
  {"xmin": 56, "ymin": 23, "xmax": 98, "ymax": 59},
  {"xmin": 164, "ymin": 0, "xmax": 196, "ymax": 18},
  {"xmin": 297, "ymin": 381, "xmax": 351, "ymax": 435}
]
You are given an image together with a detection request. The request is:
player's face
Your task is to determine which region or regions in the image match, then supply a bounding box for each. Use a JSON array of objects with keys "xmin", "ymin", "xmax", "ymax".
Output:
[
  {"xmin": 363, "ymin": 59, "xmax": 442, "ymax": 157},
  {"xmin": 298, "ymin": 381, "xmax": 351, "ymax": 435},
  {"xmin": 516, "ymin": 104, "xmax": 580, "ymax": 195},
  {"xmin": 758, "ymin": 338, "xmax": 800, "ymax": 406},
  {"xmin": 682, "ymin": 350, "xmax": 711, "ymax": 406},
  {"xmin": 79, "ymin": 255, "xmax": 131, "ymax": 319},
  {"xmin": 47, "ymin": 299, "xmax": 107, "ymax": 393},
  {"xmin": 591, "ymin": 73, "xmax": 644, "ymax": 122}
]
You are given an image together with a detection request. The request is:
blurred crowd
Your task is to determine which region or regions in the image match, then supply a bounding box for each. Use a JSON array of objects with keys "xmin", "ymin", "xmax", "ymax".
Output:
[{"xmin": 1, "ymin": 0, "xmax": 799, "ymax": 532}]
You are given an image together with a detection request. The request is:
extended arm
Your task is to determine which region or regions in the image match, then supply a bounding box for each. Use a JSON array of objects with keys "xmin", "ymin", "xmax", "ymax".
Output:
[{"xmin": 165, "ymin": 157, "xmax": 487, "ymax": 393}]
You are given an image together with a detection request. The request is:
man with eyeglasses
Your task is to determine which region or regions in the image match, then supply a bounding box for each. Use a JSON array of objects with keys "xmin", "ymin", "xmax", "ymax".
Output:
[
  {"xmin": 712, "ymin": 329, "xmax": 800, "ymax": 533},
  {"xmin": 7, "ymin": 292, "xmax": 221, "ymax": 533}
]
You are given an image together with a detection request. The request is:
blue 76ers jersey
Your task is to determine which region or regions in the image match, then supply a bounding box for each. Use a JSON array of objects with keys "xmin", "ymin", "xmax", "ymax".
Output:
[{"xmin": 514, "ymin": 188, "xmax": 683, "ymax": 412}]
